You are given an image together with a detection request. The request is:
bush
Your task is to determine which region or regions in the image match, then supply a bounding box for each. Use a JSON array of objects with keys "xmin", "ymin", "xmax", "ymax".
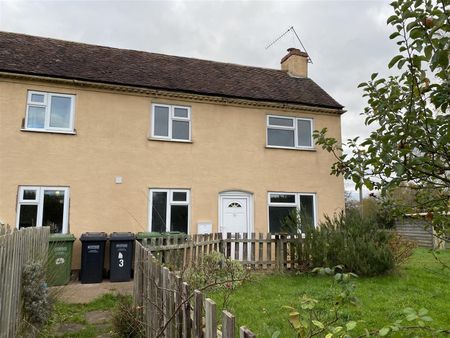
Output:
[
  {"xmin": 388, "ymin": 233, "xmax": 416, "ymax": 266},
  {"xmin": 184, "ymin": 251, "xmax": 248, "ymax": 309},
  {"xmin": 111, "ymin": 295, "xmax": 144, "ymax": 338},
  {"xmin": 21, "ymin": 261, "xmax": 53, "ymax": 332},
  {"xmin": 184, "ymin": 251, "xmax": 246, "ymax": 291},
  {"xmin": 286, "ymin": 210, "xmax": 396, "ymax": 276}
]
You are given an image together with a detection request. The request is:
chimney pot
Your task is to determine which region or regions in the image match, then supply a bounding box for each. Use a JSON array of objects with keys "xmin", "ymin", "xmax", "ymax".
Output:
[{"xmin": 281, "ymin": 47, "xmax": 309, "ymax": 77}]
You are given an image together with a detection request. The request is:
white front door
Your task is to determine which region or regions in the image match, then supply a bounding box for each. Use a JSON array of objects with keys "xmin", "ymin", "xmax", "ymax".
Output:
[
  {"xmin": 221, "ymin": 196, "xmax": 249, "ymax": 234},
  {"xmin": 219, "ymin": 192, "xmax": 253, "ymax": 260}
]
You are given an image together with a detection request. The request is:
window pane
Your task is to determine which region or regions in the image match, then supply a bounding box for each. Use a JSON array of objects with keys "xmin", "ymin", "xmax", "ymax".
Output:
[
  {"xmin": 268, "ymin": 117, "xmax": 294, "ymax": 127},
  {"xmin": 151, "ymin": 192, "xmax": 167, "ymax": 232},
  {"xmin": 30, "ymin": 93, "xmax": 45, "ymax": 103},
  {"xmin": 297, "ymin": 119, "xmax": 312, "ymax": 147},
  {"xmin": 27, "ymin": 106, "xmax": 45, "ymax": 128},
  {"xmin": 270, "ymin": 194, "xmax": 296, "ymax": 204},
  {"xmin": 42, "ymin": 190, "xmax": 65, "ymax": 233},
  {"xmin": 267, "ymin": 128, "xmax": 295, "ymax": 147},
  {"xmin": 300, "ymin": 195, "xmax": 315, "ymax": 228},
  {"xmin": 170, "ymin": 205, "xmax": 188, "ymax": 233},
  {"xmin": 154, "ymin": 106, "xmax": 170, "ymax": 137},
  {"xmin": 172, "ymin": 120, "xmax": 190, "ymax": 140},
  {"xmin": 174, "ymin": 107, "xmax": 189, "ymax": 118},
  {"xmin": 18, "ymin": 205, "xmax": 38, "ymax": 229},
  {"xmin": 172, "ymin": 191, "xmax": 187, "ymax": 202},
  {"xmin": 269, "ymin": 206, "xmax": 296, "ymax": 233},
  {"xmin": 49, "ymin": 96, "xmax": 71, "ymax": 128},
  {"xmin": 23, "ymin": 189, "xmax": 37, "ymax": 200}
]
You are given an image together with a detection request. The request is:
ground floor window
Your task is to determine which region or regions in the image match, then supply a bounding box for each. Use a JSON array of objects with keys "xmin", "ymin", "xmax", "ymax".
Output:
[
  {"xmin": 149, "ymin": 189, "xmax": 190, "ymax": 233},
  {"xmin": 268, "ymin": 192, "xmax": 316, "ymax": 233},
  {"xmin": 16, "ymin": 186, "xmax": 70, "ymax": 233}
]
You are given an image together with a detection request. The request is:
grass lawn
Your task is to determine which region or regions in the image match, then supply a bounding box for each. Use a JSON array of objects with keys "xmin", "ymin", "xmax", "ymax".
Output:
[
  {"xmin": 40, "ymin": 293, "xmax": 121, "ymax": 337},
  {"xmin": 210, "ymin": 249, "xmax": 450, "ymax": 337}
]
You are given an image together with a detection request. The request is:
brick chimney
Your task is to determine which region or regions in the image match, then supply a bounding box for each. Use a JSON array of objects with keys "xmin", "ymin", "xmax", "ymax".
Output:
[{"xmin": 280, "ymin": 48, "xmax": 309, "ymax": 78}]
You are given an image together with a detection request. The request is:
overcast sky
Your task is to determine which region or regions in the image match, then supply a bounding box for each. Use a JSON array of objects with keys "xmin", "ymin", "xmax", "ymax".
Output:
[{"xmin": 0, "ymin": 0, "xmax": 398, "ymax": 196}]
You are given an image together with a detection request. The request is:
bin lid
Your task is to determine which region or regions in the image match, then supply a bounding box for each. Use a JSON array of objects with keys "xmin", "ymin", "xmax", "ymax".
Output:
[
  {"xmin": 80, "ymin": 232, "xmax": 108, "ymax": 241},
  {"xmin": 49, "ymin": 233, "xmax": 76, "ymax": 242},
  {"xmin": 109, "ymin": 232, "xmax": 135, "ymax": 241},
  {"xmin": 136, "ymin": 232, "xmax": 162, "ymax": 239},
  {"xmin": 166, "ymin": 231, "xmax": 184, "ymax": 235}
]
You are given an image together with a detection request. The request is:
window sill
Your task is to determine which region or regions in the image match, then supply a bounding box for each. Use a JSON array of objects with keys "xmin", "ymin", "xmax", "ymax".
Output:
[
  {"xmin": 265, "ymin": 145, "xmax": 316, "ymax": 152},
  {"xmin": 148, "ymin": 137, "xmax": 193, "ymax": 144},
  {"xmin": 20, "ymin": 128, "xmax": 77, "ymax": 135}
]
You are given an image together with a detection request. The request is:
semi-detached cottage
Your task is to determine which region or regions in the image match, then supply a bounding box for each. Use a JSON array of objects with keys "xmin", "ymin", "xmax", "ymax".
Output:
[{"xmin": 0, "ymin": 32, "xmax": 345, "ymax": 269}]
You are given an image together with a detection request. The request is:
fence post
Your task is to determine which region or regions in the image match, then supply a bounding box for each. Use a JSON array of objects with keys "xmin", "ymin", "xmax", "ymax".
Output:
[
  {"xmin": 222, "ymin": 311, "xmax": 235, "ymax": 338},
  {"xmin": 276, "ymin": 235, "xmax": 283, "ymax": 271},
  {"xmin": 133, "ymin": 242, "xmax": 142, "ymax": 308},
  {"xmin": 218, "ymin": 233, "xmax": 224, "ymax": 256},
  {"xmin": 193, "ymin": 290, "xmax": 203, "ymax": 338},
  {"xmin": 205, "ymin": 298, "xmax": 217, "ymax": 338},
  {"xmin": 240, "ymin": 326, "xmax": 256, "ymax": 338},
  {"xmin": 175, "ymin": 275, "xmax": 183, "ymax": 338},
  {"xmin": 182, "ymin": 282, "xmax": 192, "ymax": 338},
  {"xmin": 162, "ymin": 267, "xmax": 170, "ymax": 337}
]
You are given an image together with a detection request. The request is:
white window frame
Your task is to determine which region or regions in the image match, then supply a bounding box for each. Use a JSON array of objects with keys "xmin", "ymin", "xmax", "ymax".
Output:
[
  {"xmin": 151, "ymin": 104, "xmax": 192, "ymax": 142},
  {"xmin": 25, "ymin": 91, "xmax": 76, "ymax": 133},
  {"xmin": 16, "ymin": 186, "xmax": 70, "ymax": 234},
  {"xmin": 267, "ymin": 192, "xmax": 317, "ymax": 232},
  {"xmin": 266, "ymin": 115, "xmax": 314, "ymax": 149},
  {"xmin": 148, "ymin": 188, "xmax": 190, "ymax": 233}
]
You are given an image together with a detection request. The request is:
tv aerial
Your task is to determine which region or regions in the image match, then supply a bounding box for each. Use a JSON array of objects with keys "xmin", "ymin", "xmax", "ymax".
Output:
[{"xmin": 265, "ymin": 26, "xmax": 313, "ymax": 64}]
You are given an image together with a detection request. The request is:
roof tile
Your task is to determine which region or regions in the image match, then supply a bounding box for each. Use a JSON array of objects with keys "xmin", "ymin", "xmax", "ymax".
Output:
[{"xmin": 0, "ymin": 32, "xmax": 343, "ymax": 110}]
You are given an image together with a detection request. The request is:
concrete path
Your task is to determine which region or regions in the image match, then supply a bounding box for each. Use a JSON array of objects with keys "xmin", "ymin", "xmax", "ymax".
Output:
[{"xmin": 50, "ymin": 280, "xmax": 133, "ymax": 304}]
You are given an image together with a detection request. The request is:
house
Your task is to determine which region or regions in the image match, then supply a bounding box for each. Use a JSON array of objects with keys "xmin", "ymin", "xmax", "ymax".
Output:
[{"xmin": 0, "ymin": 31, "xmax": 345, "ymax": 269}]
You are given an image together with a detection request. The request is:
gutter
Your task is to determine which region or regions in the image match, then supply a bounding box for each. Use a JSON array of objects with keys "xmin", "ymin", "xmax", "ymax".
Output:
[{"xmin": 0, "ymin": 71, "xmax": 345, "ymax": 116}]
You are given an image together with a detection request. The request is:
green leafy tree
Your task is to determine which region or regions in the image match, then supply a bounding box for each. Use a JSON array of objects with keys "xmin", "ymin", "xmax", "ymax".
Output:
[{"xmin": 314, "ymin": 0, "xmax": 449, "ymax": 240}]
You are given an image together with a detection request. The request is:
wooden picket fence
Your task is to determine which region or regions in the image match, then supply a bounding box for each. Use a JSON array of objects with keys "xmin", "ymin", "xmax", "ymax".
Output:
[
  {"xmin": 140, "ymin": 232, "xmax": 307, "ymax": 271},
  {"xmin": 134, "ymin": 241, "xmax": 256, "ymax": 338},
  {"xmin": 0, "ymin": 224, "xmax": 50, "ymax": 337}
]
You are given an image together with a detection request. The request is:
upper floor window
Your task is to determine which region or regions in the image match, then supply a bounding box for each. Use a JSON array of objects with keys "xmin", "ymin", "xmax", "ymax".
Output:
[
  {"xmin": 151, "ymin": 104, "xmax": 191, "ymax": 141},
  {"xmin": 266, "ymin": 115, "xmax": 313, "ymax": 149},
  {"xmin": 16, "ymin": 186, "xmax": 70, "ymax": 234},
  {"xmin": 25, "ymin": 91, "xmax": 75, "ymax": 133}
]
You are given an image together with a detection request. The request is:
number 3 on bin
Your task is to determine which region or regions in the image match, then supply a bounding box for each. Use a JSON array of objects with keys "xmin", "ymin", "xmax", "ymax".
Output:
[{"xmin": 118, "ymin": 252, "xmax": 124, "ymax": 267}]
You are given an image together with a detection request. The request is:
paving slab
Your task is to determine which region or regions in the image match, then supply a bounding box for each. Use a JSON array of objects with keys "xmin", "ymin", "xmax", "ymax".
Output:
[
  {"xmin": 55, "ymin": 323, "xmax": 85, "ymax": 336},
  {"xmin": 85, "ymin": 310, "xmax": 112, "ymax": 325},
  {"xmin": 50, "ymin": 280, "xmax": 133, "ymax": 304}
]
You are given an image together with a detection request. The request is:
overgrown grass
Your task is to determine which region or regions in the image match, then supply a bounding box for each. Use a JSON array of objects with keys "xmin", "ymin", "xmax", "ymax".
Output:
[
  {"xmin": 210, "ymin": 249, "xmax": 450, "ymax": 337},
  {"xmin": 40, "ymin": 293, "xmax": 123, "ymax": 337}
]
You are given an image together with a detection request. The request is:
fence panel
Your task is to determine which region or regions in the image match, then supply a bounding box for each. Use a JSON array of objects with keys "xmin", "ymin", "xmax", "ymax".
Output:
[
  {"xmin": 134, "ymin": 241, "xmax": 257, "ymax": 338},
  {"xmin": 140, "ymin": 232, "xmax": 306, "ymax": 272},
  {"xmin": 0, "ymin": 225, "xmax": 50, "ymax": 338}
]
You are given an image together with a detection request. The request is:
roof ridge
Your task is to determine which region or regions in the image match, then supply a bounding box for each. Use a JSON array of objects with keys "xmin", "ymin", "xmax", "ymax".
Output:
[{"xmin": 0, "ymin": 30, "xmax": 289, "ymax": 75}]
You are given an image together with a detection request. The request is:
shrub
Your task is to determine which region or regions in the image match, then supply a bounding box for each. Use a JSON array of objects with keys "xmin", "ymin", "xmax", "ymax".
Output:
[
  {"xmin": 184, "ymin": 251, "xmax": 248, "ymax": 308},
  {"xmin": 388, "ymin": 233, "xmax": 417, "ymax": 266},
  {"xmin": 184, "ymin": 251, "xmax": 246, "ymax": 291},
  {"xmin": 21, "ymin": 261, "xmax": 53, "ymax": 332},
  {"xmin": 111, "ymin": 294, "xmax": 144, "ymax": 338},
  {"xmin": 286, "ymin": 210, "xmax": 395, "ymax": 276}
]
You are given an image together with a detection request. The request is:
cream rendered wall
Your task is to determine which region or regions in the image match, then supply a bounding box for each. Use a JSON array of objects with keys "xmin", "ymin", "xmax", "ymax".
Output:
[{"xmin": 0, "ymin": 78, "xmax": 345, "ymax": 268}]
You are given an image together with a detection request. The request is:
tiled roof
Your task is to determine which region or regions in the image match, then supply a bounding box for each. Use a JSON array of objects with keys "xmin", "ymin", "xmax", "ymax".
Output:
[{"xmin": 0, "ymin": 31, "xmax": 343, "ymax": 110}]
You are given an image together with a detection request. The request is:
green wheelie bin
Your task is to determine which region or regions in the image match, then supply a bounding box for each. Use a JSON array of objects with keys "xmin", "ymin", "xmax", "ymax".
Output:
[
  {"xmin": 47, "ymin": 233, "xmax": 76, "ymax": 286},
  {"xmin": 136, "ymin": 232, "xmax": 162, "ymax": 245}
]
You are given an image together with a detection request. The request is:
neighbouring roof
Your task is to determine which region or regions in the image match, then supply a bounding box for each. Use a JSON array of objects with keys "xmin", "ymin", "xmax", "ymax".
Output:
[{"xmin": 0, "ymin": 31, "xmax": 343, "ymax": 110}]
